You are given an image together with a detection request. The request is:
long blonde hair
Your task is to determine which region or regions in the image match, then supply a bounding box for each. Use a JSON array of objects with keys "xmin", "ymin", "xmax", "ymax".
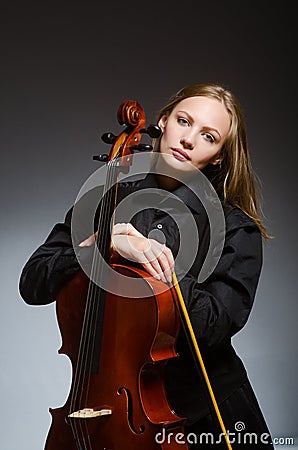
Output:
[{"xmin": 154, "ymin": 83, "xmax": 269, "ymax": 239}]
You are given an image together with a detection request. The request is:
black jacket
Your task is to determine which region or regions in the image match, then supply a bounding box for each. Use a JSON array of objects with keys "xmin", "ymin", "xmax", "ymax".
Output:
[{"xmin": 19, "ymin": 174, "xmax": 263, "ymax": 425}]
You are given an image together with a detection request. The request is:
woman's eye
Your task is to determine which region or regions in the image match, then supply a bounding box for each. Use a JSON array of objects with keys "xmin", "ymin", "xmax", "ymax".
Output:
[
  {"xmin": 177, "ymin": 117, "xmax": 189, "ymax": 126},
  {"xmin": 203, "ymin": 133, "xmax": 215, "ymax": 143}
]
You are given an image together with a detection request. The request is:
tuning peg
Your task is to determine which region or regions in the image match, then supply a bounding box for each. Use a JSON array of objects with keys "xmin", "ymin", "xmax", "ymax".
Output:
[
  {"xmin": 129, "ymin": 144, "xmax": 153, "ymax": 152},
  {"xmin": 140, "ymin": 125, "xmax": 162, "ymax": 139},
  {"xmin": 101, "ymin": 132, "xmax": 117, "ymax": 144},
  {"xmin": 93, "ymin": 154, "xmax": 109, "ymax": 162}
]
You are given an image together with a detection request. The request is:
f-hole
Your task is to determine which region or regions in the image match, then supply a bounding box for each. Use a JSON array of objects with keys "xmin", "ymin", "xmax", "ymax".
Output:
[{"xmin": 117, "ymin": 387, "xmax": 146, "ymax": 435}]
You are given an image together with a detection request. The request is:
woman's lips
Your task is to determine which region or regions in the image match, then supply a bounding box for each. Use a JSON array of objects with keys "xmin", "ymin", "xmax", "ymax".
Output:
[{"xmin": 171, "ymin": 148, "xmax": 190, "ymax": 161}]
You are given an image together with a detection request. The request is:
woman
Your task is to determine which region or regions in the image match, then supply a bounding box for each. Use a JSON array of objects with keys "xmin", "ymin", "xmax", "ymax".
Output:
[{"xmin": 20, "ymin": 83, "xmax": 273, "ymax": 448}]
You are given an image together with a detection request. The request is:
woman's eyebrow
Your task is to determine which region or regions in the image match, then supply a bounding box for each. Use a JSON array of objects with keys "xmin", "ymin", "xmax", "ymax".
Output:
[
  {"xmin": 202, "ymin": 126, "xmax": 222, "ymax": 139},
  {"xmin": 176, "ymin": 110, "xmax": 193, "ymax": 121}
]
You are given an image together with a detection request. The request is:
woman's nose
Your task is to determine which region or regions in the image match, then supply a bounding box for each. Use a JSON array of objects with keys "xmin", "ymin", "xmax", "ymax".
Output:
[{"xmin": 180, "ymin": 136, "xmax": 194, "ymax": 150}]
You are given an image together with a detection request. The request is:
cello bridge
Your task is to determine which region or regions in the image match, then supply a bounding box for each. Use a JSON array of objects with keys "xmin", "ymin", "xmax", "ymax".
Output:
[{"xmin": 68, "ymin": 408, "xmax": 112, "ymax": 419}]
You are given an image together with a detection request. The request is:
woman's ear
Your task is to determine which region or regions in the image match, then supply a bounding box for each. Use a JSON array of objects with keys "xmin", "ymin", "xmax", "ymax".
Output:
[
  {"xmin": 210, "ymin": 156, "xmax": 223, "ymax": 166},
  {"xmin": 158, "ymin": 115, "xmax": 168, "ymax": 132},
  {"xmin": 210, "ymin": 149, "xmax": 223, "ymax": 166}
]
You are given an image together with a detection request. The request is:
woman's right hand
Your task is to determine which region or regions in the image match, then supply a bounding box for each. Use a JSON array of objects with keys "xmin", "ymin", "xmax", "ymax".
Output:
[{"xmin": 111, "ymin": 223, "xmax": 174, "ymax": 283}]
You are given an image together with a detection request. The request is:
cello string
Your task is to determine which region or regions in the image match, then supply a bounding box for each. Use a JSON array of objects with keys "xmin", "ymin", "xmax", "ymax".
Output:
[
  {"xmin": 84, "ymin": 158, "xmax": 117, "ymax": 387},
  {"xmin": 67, "ymin": 221, "xmax": 106, "ymax": 447},
  {"xmin": 69, "ymin": 419, "xmax": 88, "ymax": 450},
  {"xmin": 79, "ymin": 158, "xmax": 117, "ymax": 448},
  {"xmin": 78, "ymin": 158, "xmax": 115, "ymax": 396},
  {"xmin": 68, "ymin": 159, "xmax": 116, "ymax": 448},
  {"xmin": 77, "ymin": 158, "xmax": 118, "ymax": 405},
  {"xmin": 171, "ymin": 271, "xmax": 233, "ymax": 450},
  {"xmin": 75, "ymin": 160, "xmax": 118, "ymax": 450}
]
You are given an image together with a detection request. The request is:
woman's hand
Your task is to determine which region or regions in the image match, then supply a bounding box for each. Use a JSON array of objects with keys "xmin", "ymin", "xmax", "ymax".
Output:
[{"xmin": 79, "ymin": 223, "xmax": 174, "ymax": 283}]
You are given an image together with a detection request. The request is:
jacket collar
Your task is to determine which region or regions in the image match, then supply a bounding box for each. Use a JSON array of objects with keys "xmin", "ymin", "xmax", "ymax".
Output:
[{"xmin": 137, "ymin": 173, "xmax": 206, "ymax": 215}]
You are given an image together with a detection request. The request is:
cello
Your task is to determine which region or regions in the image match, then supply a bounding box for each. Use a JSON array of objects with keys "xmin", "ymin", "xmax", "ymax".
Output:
[{"xmin": 44, "ymin": 100, "xmax": 190, "ymax": 449}]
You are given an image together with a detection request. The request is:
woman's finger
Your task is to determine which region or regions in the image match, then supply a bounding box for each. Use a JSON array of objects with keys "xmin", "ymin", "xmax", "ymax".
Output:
[
  {"xmin": 142, "ymin": 246, "xmax": 167, "ymax": 283},
  {"xmin": 146, "ymin": 241, "xmax": 174, "ymax": 283},
  {"xmin": 112, "ymin": 222, "xmax": 143, "ymax": 237},
  {"xmin": 79, "ymin": 231, "xmax": 98, "ymax": 247}
]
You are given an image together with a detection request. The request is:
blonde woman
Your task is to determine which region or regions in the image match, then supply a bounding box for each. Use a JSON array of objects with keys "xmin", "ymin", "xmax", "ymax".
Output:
[{"xmin": 20, "ymin": 83, "xmax": 273, "ymax": 448}]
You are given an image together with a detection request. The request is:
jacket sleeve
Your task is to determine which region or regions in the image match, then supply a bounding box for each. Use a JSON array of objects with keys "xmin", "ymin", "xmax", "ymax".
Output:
[
  {"xmin": 19, "ymin": 208, "xmax": 82, "ymax": 305},
  {"xmin": 19, "ymin": 185, "xmax": 104, "ymax": 306},
  {"xmin": 178, "ymin": 210, "xmax": 263, "ymax": 353}
]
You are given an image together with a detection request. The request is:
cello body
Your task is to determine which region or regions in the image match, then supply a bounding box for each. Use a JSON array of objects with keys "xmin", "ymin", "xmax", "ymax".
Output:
[{"xmin": 45, "ymin": 264, "xmax": 188, "ymax": 449}]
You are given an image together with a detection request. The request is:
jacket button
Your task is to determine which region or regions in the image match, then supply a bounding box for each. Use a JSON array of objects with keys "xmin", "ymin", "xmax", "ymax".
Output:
[{"xmin": 156, "ymin": 224, "xmax": 162, "ymax": 229}]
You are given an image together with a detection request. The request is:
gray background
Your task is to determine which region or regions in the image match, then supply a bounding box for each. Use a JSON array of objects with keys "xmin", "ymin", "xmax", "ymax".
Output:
[{"xmin": 1, "ymin": 2, "xmax": 297, "ymax": 449}]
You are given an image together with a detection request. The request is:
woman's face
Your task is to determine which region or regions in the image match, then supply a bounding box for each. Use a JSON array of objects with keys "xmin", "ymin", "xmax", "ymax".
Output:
[{"xmin": 158, "ymin": 96, "xmax": 231, "ymax": 173}]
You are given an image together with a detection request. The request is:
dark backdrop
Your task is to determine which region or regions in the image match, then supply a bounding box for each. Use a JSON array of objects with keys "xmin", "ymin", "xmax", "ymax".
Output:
[{"xmin": 1, "ymin": 2, "xmax": 297, "ymax": 449}]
